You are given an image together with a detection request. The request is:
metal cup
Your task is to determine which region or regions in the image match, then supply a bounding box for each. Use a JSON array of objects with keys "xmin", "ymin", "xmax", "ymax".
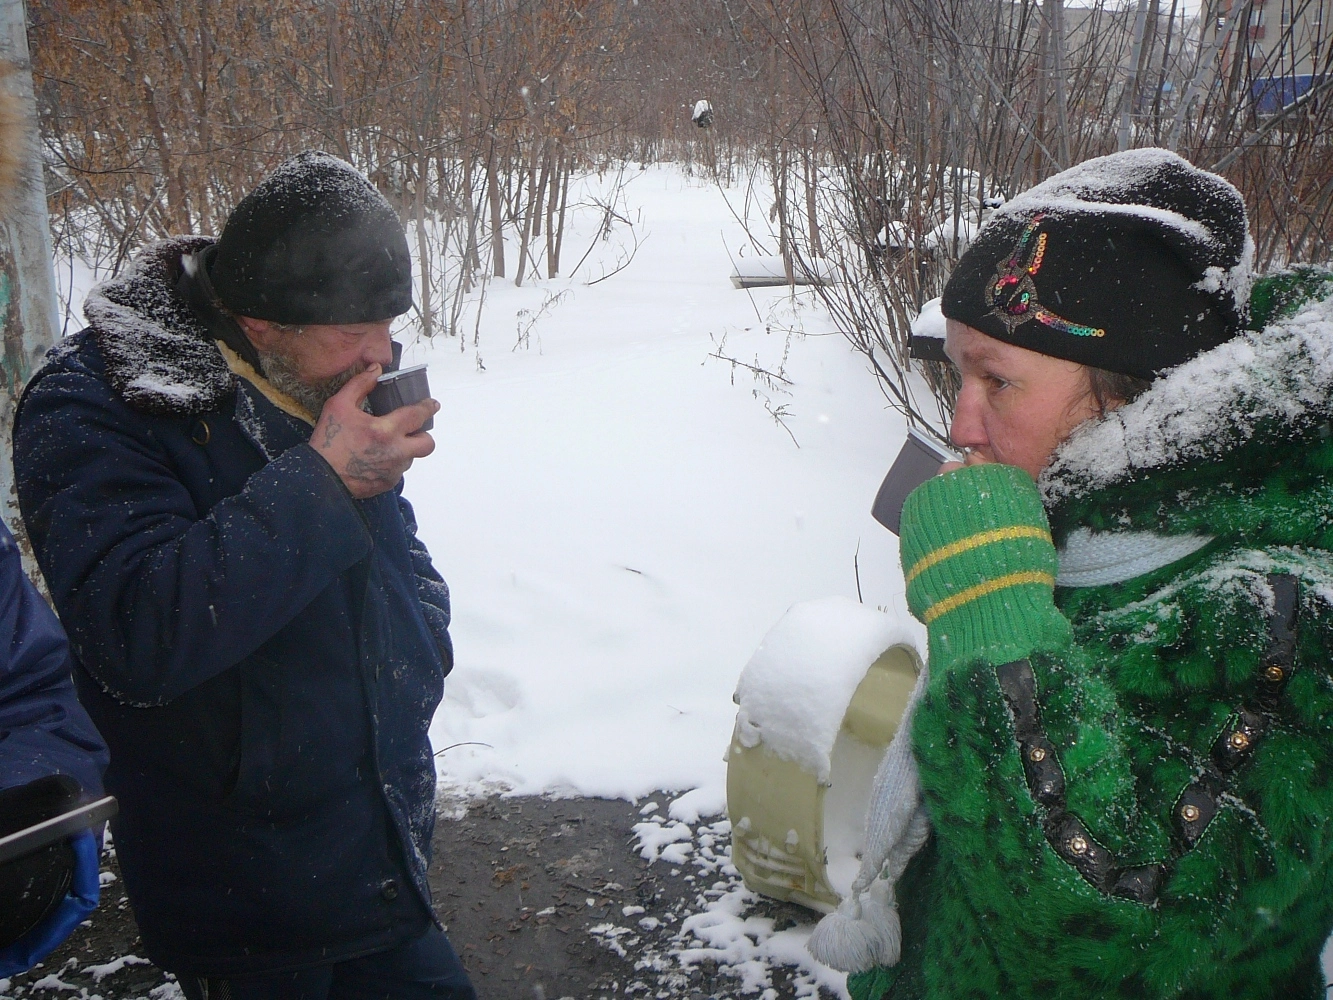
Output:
[
  {"xmin": 870, "ymin": 427, "xmax": 957, "ymax": 534},
  {"xmin": 367, "ymin": 363, "xmax": 434, "ymax": 432}
]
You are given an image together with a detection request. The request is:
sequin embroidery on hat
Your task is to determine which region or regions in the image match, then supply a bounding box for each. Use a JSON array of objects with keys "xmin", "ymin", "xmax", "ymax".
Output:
[{"xmin": 987, "ymin": 214, "xmax": 1106, "ymax": 338}]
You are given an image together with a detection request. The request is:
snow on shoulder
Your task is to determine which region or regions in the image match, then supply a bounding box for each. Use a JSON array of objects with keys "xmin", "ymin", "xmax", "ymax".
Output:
[
  {"xmin": 1041, "ymin": 279, "xmax": 1333, "ymax": 504},
  {"xmin": 81, "ymin": 236, "xmax": 235, "ymax": 416},
  {"xmin": 732, "ymin": 596, "xmax": 924, "ymax": 784}
]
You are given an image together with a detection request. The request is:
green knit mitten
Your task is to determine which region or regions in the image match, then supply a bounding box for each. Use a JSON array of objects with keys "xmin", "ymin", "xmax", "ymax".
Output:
[
  {"xmin": 899, "ymin": 463, "xmax": 1071, "ymax": 671},
  {"xmin": 847, "ymin": 966, "xmax": 899, "ymax": 1000}
]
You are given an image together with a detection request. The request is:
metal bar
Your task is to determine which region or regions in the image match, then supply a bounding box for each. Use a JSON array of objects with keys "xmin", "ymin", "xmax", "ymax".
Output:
[{"xmin": 0, "ymin": 795, "xmax": 118, "ymax": 865}]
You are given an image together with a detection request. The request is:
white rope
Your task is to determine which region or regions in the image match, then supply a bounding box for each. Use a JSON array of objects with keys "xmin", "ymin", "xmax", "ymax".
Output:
[{"xmin": 807, "ymin": 664, "xmax": 930, "ymax": 973}]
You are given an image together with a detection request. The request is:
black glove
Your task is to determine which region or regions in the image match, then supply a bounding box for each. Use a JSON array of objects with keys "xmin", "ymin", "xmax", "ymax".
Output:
[{"xmin": 0, "ymin": 774, "xmax": 80, "ymax": 947}]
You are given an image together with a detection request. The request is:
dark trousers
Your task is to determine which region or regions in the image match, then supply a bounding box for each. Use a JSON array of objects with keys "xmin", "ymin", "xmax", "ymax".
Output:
[{"xmin": 178, "ymin": 927, "xmax": 477, "ymax": 1000}]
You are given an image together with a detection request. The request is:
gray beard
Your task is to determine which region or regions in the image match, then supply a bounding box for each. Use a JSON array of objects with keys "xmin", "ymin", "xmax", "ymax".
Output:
[{"xmin": 256, "ymin": 347, "xmax": 364, "ymax": 417}]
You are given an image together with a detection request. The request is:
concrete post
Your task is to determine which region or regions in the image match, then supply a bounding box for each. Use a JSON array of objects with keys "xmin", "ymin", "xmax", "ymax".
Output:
[{"xmin": 0, "ymin": 0, "xmax": 59, "ymax": 582}]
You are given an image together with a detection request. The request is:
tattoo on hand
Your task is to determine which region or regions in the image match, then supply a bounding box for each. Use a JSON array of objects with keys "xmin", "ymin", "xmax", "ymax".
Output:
[
  {"xmin": 346, "ymin": 447, "xmax": 396, "ymax": 488},
  {"xmin": 322, "ymin": 417, "xmax": 342, "ymax": 449}
]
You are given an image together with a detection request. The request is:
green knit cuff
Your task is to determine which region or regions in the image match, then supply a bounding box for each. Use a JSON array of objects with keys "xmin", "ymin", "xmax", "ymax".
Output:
[{"xmin": 900, "ymin": 463, "xmax": 1070, "ymax": 670}]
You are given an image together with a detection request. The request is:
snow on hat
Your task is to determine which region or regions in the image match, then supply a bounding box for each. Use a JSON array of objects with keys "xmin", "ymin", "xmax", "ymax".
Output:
[
  {"xmin": 935, "ymin": 149, "xmax": 1252, "ymax": 380},
  {"xmin": 208, "ymin": 151, "xmax": 412, "ymax": 325}
]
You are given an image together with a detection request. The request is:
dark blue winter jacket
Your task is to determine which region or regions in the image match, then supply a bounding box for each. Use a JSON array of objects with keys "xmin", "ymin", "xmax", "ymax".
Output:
[
  {"xmin": 12, "ymin": 237, "xmax": 453, "ymax": 977},
  {"xmin": 0, "ymin": 520, "xmax": 107, "ymax": 801}
]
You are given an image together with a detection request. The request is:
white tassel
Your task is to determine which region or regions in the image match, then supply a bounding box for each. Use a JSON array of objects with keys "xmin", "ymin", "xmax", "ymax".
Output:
[
  {"xmin": 807, "ymin": 665, "xmax": 932, "ymax": 974},
  {"xmin": 808, "ymin": 875, "xmax": 902, "ymax": 971}
]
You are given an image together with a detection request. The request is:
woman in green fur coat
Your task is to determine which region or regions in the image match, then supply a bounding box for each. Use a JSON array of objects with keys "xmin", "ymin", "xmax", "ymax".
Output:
[{"xmin": 842, "ymin": 150, "xmax": 1333, "ymax": 999}]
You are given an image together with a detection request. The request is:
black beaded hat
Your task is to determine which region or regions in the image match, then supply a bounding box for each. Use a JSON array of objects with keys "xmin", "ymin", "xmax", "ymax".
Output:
[{"xmin": 931, "ymin": 149, "xmax": 1252, "ymax": 380}]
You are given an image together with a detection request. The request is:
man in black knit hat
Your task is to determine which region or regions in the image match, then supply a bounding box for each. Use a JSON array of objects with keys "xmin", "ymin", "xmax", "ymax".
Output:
[{"xmin": 12, "ymin": 152, "xmax": 476, "ymax": 999}]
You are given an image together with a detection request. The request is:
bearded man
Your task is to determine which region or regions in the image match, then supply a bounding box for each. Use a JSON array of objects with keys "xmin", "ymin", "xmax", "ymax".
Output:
[{"xmin": 12, "ymin": 152, "xmax": 475, "ymax": 1000}]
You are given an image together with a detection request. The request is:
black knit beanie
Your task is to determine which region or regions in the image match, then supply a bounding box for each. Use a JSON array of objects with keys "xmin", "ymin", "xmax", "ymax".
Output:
[
  {"xmin": 933, "ymin": 149, "xmax": 1252, "ymax": 380},
  {"xmin": 208, "ymin": 151, "xmax": 412, "ymax": 325}
]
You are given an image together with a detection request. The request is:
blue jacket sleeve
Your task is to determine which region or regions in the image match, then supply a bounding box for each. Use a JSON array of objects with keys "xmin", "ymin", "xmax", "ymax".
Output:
[
  {"xmin": 14, "ymin": 369, "xmax": 374, "ymax": 706},
  {"xmin": 0, "ymin": 520, "xmax": 107, "ymax": 798},
  {"xmin": 397, "ymin": 491, "xmax": 453, "ymax": 675}
]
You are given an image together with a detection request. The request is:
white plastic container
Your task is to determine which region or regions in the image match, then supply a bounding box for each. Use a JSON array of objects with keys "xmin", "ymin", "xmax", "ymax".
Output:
[{"xmin": 726, "ymin": 597, "xmax": 924, "ymax": 912}]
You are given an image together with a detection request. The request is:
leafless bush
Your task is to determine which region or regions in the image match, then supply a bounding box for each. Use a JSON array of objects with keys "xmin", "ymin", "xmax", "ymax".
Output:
[
  {"xmin": 32, "ymin": 0, "xmax": 636, "ymax": 338},
  {"xmin": 28, "ymin": 0, "xmax": 1331, "ymax": 425},
  {"xmin": 747, "ymin": 0, "xmax": 1333, "ymax": 433}
]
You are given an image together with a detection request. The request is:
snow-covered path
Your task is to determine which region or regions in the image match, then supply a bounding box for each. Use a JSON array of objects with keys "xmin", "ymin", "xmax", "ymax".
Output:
[{"xmin": 402, "ymin": 165, "xmax": 911, "ymax": 809}]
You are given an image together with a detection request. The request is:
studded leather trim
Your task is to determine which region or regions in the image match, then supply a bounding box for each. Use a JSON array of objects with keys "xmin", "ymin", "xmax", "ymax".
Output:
[
  {"xmin": 1173, "ymin": 770, "xmax": 1224, "ymax": 849},
  {"xmin": 995, "ymin": 572, "xmax": 1299, "ymax": 905},
  {"xmin": 1210, "ymin": 706, "xmax": 1266, "ymax": 772}
]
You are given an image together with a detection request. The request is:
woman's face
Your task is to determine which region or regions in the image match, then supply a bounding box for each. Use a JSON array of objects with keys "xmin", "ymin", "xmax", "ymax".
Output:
[{"xmin": 945, "ymin": 319, "xmax": 1102, "ymax": 480}]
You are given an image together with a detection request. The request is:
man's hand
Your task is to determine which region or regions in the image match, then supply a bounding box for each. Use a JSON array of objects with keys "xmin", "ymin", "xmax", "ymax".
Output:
[{"xmin": 311, "ymin": 366, "xmax": 440, "ymax": 499}]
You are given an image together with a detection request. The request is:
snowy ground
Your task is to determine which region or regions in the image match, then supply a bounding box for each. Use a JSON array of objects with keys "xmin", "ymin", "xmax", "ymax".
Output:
[
  {"xmin": 400, "ymin": 166, "xmax": 909, "ymax": 807},
  {"xmin": 625, "ymin": 807, "xmax": 852, "ymax": 998}
]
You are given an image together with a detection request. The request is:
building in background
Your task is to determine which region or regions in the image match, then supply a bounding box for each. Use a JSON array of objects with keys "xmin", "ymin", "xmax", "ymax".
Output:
[{"xmin": 1206, "ymin": 0, "xmax": 1330, "ymax": 112}]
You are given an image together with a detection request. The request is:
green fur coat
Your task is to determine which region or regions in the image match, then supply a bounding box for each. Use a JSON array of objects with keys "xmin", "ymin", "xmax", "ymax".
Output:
[{"xmin": 852, "ymin": 268, "xmax": 1333, "ymax": 1000}]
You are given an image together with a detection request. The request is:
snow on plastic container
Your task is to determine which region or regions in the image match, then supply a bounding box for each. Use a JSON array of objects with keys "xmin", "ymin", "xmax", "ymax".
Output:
[{"xmin": 726, "ymin": 596, "xmax": 924, "ymax": 913}]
